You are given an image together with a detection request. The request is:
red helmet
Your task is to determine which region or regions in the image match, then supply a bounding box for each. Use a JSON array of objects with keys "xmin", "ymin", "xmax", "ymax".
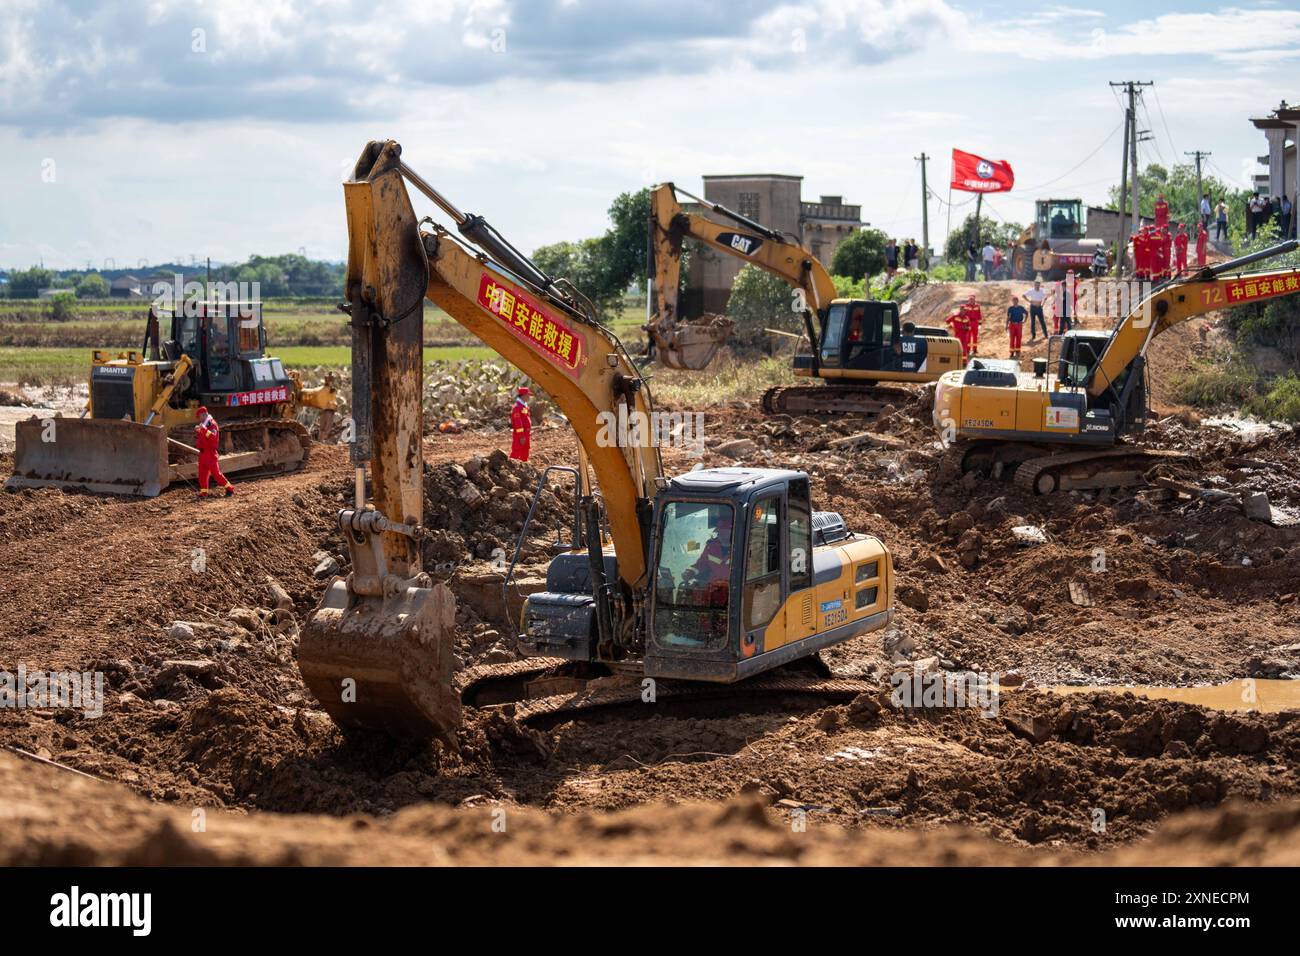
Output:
[
  {"xmin": 195, "ymin": 405, "xmax": 209, "ymax": 418},
  {"xmin": 517, "ymin": 386, "xmax": 531, "ymax": 397}
]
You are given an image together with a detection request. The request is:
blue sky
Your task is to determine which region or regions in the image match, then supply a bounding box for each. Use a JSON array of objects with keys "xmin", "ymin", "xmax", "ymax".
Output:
[{"xmin": 1, "ymin": 0, "xmax": 1297, "ymax": 269}]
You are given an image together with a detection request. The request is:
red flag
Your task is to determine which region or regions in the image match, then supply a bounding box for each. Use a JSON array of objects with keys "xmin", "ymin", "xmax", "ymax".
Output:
[{"xmin": 950, "ymin": 148, "xmax": 1015, "ymax": 193}]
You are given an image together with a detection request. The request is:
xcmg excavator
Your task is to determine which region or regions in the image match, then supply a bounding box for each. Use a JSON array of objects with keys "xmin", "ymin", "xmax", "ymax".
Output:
[
  {"xmin": 298, "ymin": 141, "xmax": 895, "ymax": 740},
  {"xmin": 647, "ymin": 182, "xmax": 964, "ymax": 415},
  {"xmin": 933, "ymin": 241, "xmax": 1300, "ymax": 493}
]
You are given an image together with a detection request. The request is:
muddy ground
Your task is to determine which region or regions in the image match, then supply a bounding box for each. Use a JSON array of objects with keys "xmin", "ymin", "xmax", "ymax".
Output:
[{"xmin": 2, "ymin": 300, "xmax": 1299, "ymax": 865}]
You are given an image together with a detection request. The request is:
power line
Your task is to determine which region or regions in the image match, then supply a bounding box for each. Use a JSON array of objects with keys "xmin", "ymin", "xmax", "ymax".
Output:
[
  {"xmin": 1151, "ymin": 84, "xmax": 1181, "ymax": 160},
  {"xmin": 1017, "ymin": 121, "xmax": 1123, "ymax": 193}
]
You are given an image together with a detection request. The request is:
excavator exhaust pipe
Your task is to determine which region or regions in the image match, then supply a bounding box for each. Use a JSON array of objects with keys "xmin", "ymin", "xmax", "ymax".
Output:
[{"xmin": 6, "ymin": 416, "xmax": 169, "ymax": 496}]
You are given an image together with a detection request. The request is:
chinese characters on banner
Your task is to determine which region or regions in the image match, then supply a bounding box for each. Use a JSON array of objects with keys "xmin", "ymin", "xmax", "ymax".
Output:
[
  {"xmin": 950, "ymin": 148, "xmax": 1015, "ymax": 193},
  {"xmin": 228, "ymin": 386, "xmax": 288, "ymax": 407},
  {"xmin": 1214, "ymin": 274, "xmax": 1300, "ymax": 306},
  {"xmin": 477, "ymin": 273, "xmax": 584, "ymax": 374}
]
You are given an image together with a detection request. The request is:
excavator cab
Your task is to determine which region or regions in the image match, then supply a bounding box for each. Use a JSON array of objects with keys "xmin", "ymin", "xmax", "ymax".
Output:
[{"xmin": 521, "ymin": 468, "xmax": 892, "ymax": 682}]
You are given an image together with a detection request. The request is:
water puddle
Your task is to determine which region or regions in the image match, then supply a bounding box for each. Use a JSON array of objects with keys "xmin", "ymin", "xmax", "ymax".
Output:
[{"xmin": 1043, "ymin": 679, "xmax": 1300, "ymax": 713}]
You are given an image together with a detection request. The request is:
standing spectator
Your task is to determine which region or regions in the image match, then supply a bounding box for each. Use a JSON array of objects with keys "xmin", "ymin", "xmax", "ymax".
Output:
[
  {"xmin": 1195, "ymin": 220, "xmax": 1209, "ymax": 268},
  {"xmin": 884, "ymin": 238, "xmax": 899, "ymax": 279},
  {"xmin": 1023, "ymin": 279, "xmax": 1049, "ymax": 341},
  {"xmin": 964, "ymin": 241, "xmax": 979, "ymax": 281},
  {"xmin": 904, "ymin": 239, "xmax": 919, "ymax": 271},
  {"xmin": 1005, "ymin": 295, "xmax": 1027, "ymax": 358},
  {"xmin": 1200, "ymin": 195, "xmax": 1212, "ymax": 231},
  {"xmin": 1272, "ymin": 195, "xmax": 1283, "ymax": 230},
  {"xmin": 1215, "ymin": 199, "xmax": 1229, "ymax": 241},
  {"xmin": 1282, "ymin": 195, "xmax": 1293, "ymax": 238},
  {"xmin": 1154, "ymin": 192, "xmax": 1169, "ymax": 229},
  {"xmin": 981, "ymin": 240, "xmax": 995, "ymax": 281},
  {"xmin": 1053, "ymin": 271, "xmax": 1077, "ymax": 334}
]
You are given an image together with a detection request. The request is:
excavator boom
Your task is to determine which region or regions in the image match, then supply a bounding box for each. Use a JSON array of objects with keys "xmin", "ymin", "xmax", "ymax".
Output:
[
  {"xmin": 301, "ymin": 141, "xmax": 664, "ymax": 739},
  {"xmin": 648, "ymin": 182, "xmax": 835, "ymax": 370}
]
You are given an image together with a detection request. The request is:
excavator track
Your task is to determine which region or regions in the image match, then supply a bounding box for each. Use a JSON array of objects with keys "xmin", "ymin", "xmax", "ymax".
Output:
[
  {"xmin": 1013, "ymin": 446, "xmax": 1190, "ymax": 495},
  {"xmin": 458, "ymin": 657, "xmax": 873, "ymax": 728},
  {"xmin": 761, "ymin": 383, "xmax": 914, "ymax": 417}
]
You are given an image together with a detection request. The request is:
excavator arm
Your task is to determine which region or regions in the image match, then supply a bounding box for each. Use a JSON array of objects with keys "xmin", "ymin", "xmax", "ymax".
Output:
[
  {"xmin": 648, "ymin": 182, "xmax": 837, "ymax": 370},
  {"xmin": 301, "ymin": 140, "xmax": 662, "ymax": 739},
  {"xmin": 1090, "ymin": 242, "xmax": 1300, "ymax": 399}
]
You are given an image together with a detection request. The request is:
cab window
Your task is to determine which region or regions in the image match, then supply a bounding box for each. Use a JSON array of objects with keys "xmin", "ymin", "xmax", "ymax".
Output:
[
  {"xmin": 652, "ymin": 501, "xmax": 733, "ymax": 648},
  {"xmin": 744, "ymin": 495, "xmax": 783, "ymax": 630},
  {"xmin": 820, "ymin": 303, "xmax": 847, "ymax": 364},
  {"xmin": 787, "ymin": 479, "xmax": 811, "ymax": 592}
]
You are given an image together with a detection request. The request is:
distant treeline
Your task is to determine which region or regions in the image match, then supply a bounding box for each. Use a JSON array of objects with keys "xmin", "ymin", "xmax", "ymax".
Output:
[{"xmin": 0, "ymin": 254, "xmax": 346, "ymax": 299}]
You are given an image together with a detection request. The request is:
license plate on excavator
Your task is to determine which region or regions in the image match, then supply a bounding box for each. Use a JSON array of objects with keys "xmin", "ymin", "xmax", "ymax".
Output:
[{"xmin": 6, "ymin": 417, "xmax": 170, "ymax": 497}]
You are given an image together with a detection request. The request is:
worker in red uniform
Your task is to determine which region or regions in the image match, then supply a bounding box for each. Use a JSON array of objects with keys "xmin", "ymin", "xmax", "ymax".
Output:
[
  {"xmin": 945, "ymin": 307, "xmax": 970, "ymax": 362},
  {"xmin": 509, "ymin": 385, "xmax": 532, "ymax": 462},
  {"xmin": 1173, "ymin": 223, "xmax": 1189, "ymax": 274},
  {"xmin": 1195, "ymin": 221, "xmax": 1209, "ymax": 268},
  {"xmin": 194, "ymin": 406, "xmax": 233, "ymax": 499},
  {"xmin": 1154, "ymin": 192, "xmax": 1169, "ymax": 229},
  {"xmin": 960, "ymin": 295, "xmax": 982, "ymax": 356},
  {"xmin": 1131, "ymin": 227, "xmax": 1148, "ymax": 280}
]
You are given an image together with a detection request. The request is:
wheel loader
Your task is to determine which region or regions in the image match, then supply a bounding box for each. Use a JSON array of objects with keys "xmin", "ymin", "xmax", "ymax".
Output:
[
  {"xmin": 648, "ymin": 183, "xmax": 963, "ymax": 415},
  {"xmin": 934, "ymin": 240, "xmax": 1300, "ymax": 493},
  {"xmin": 5, "ymin": 301, "xmax": 338, "ymax": 496},
  {"xmin": 298, "ymin": 141, "xmax": 895, "ymax": 741}
]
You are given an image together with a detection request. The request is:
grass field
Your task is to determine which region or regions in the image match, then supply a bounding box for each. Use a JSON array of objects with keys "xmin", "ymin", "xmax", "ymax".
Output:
[{"xmin": 0, "ymin": 298, "xmax": 649, "ymax": 385}]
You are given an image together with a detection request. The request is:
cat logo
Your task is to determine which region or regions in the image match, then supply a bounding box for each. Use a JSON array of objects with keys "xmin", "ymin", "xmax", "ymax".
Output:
[{"xmin": 717, "ymin": 232, "xmax": 763, "ymax": 257}]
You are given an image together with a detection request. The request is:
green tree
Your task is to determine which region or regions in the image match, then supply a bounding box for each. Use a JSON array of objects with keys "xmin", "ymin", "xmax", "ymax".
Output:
[
  {"xmin": 943, "ymin": 214, "xmax": 1024, "ymax": 263},
  {"xmin": 47, "ymin": 292, "xmax": 76, "ymax": 321},
  {"xmin": 725, "ymin": 263, "xmax": 800, "ymax": 351},
  {"xmin": 1106, "ymin": 162, "xmax": 1248, "ymax": 231},
  {"xmin": 830, "ymin": 228, "xmax": 889, "ymax": 281},
  {"xmin": 7, "ymin": 266, "xmax": 54, "ymax": 298},
  {"xmin": 530, "ymin": 188, "xmax": 650, "ymax": 314},
  {"xmin": 75, "ymin": 272, "xmax": 109, "ymax": 298}
]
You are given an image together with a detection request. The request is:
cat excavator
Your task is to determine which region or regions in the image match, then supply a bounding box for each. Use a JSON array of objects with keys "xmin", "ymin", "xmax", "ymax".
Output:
[
  {"xmin": 647, "ymin": 182, "xmax": 964, "ymax": 415},
  {"xmin": 297, "ymin": 141, "xmax": 895, "ymax": 740},
  {"xmin": 933, "ymin": 241, "xmax": 1300, "ymax": 493}
]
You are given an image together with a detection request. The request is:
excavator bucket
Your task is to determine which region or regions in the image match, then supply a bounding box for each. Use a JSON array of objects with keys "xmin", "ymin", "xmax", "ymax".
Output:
[
  {"xmin": 299, "ymin": 578, "xmax": 461, "ymax": 741},
  {"xmin": 6, "ymin": 416, "xmax": 169, "ymax": 497},
  {"xmin": 655, "ymin": 315, "xmax": 735, "ymax": 370}
]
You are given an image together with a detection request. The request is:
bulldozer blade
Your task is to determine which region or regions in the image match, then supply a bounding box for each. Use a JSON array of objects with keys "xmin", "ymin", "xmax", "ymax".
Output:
[
  {"xmin": 658, "ymin": 318, "xmax": 735, "ymax": 370},
  {"xmin": 299, "ymin": 578, "xmax": 461, "ymax": 742},
  {"xmin": 6, "ymin": 417, "xmax": 169, "ymax": 497}
]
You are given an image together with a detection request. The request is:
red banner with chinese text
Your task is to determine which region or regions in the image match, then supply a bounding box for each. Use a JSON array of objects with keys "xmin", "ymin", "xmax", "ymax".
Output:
[
  {"xmin": 951, "ymin": 149, "xmax": 1015, "ymax": 193},
  {"xmin": 477, "ymin": 273, "xmax": 584, "ymax": 376}
]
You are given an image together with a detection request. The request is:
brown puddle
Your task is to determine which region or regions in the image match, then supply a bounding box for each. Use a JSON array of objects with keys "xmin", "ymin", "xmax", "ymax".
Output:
[{"xmin": 1040, "ymin": 679, "xmax": 1300, "ymax": 713}]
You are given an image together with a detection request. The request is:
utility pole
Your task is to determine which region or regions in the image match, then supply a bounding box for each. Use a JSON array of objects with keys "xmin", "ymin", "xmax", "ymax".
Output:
[
  {"xmin": 1110, "ymin": 81, "xmax": 1152, "ymax": 275},
  {"xmin": 1185, "ymin": 149, "xmax": 1211, "ymax": 217},
  {"xmin": 915, "ymin": 152, "xmax": 930, "ymax": 268}
]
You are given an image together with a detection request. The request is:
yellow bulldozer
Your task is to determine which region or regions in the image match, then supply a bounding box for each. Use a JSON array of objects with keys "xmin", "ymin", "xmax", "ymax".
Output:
[{"xmin": 6, "ymin": 301, "xmax": 337, "ymax": 496}]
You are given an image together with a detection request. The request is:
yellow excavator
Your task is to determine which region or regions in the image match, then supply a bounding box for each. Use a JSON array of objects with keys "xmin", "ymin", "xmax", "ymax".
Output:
[
  {"xmin": 647, "ymin": 182, "xmax": 964, "ymax": 415},
  {"xmin": 298, "ymin": 141, "xmax": 895, "ymax": 740},
  {"xmin": 933, "ymin": 241, "xmax": 1300, "ymax": 493},
  {"xmin": 6, "ymin": 303, "xmax": 337, "ymax": 496}
]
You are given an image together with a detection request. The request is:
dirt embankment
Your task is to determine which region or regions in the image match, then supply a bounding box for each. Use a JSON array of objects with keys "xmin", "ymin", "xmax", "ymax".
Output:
[{"xmin": 1, "ymin": 390, "xmax": 1299, "ymax": 864}]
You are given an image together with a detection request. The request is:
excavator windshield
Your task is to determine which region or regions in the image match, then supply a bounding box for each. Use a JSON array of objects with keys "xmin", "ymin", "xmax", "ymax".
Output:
[{"xmin": 652, "ymin": 500, "xmax": 734, "ymax": 648}]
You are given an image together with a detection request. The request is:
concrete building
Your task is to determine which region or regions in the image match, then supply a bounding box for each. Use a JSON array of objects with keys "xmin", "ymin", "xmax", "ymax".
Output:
[
  {"xmin": 683, "ymin": 174, "xmax": 864, "ymax": 317},
  {"xmin": 1085, "ymin": 206, "xmax": 1153, "ymax": 249},
  {"xmin": 1250, "ymin": 101, "xmax": 1298, "ymax": 238}
]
